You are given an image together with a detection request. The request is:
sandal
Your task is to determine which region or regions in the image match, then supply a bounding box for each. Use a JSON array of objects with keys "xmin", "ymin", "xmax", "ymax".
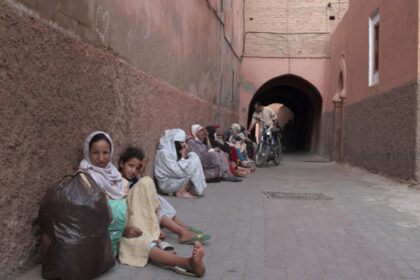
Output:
[
  {"xmin": 158, "ymin": 264, "xmax": 198, "ymax": 277},
  {"xmin": 182, "ymin": 233, "xmax": 212, "ymax": 245},
  {"xmin": 188, "ymin": 226, "xmax": 203, "ymax": 234},
  {"xmin": 157, "ymin": 241, "xmax": 176, "ymax": 254}
]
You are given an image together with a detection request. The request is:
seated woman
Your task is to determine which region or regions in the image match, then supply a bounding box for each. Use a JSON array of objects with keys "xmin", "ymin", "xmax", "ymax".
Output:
[
  {"xmin": 205, "ymin": 125, "xmax": 254, "ymax": 177},
  {"xmin": 80, "ymin": 131, "xmax": 205, "ymax": 277},
  {"xmin": 154, "ymin": 129, "xmax": 207, "ymax": 199},
  {"xmin": 119, "ymin": 147, "xmax": 211, "ymax": 244},
  {"xmin": 229, "ymin": 123, "xmax": 256, "ymax": 162},
  {"xmin": 187, "ymin": 124, "xmax": 241, "ymax": 182}
]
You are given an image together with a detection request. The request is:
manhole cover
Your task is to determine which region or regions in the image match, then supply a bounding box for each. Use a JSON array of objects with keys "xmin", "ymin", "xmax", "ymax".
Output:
[
  {"xmin": 302, "ymin": 160, "xmax": 330, "ymax": 163},
  {"xmin": 263, "ymin": 192, "xmax": 332, "ymax": 200}
]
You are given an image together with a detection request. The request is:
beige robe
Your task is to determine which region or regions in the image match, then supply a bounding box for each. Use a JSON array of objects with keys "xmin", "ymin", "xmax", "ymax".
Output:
[{"xmin": 118, "ymin": 176, "xmax": 161, "ymax": 267}]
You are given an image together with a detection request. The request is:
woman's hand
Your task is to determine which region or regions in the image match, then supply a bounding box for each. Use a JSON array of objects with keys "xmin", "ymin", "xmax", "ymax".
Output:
[
  {"xmin": 139, "ymin": 157, "xmax": 149, "ymax": 177},
  {"xmin": 141, "ymin": 157, "xmax": 149, "ymax": 168},
  {"xmin": 123, "ymin": 226, "xmax": 143, "ymax": 238},
  {"xmin": 181, "ymin": 145, "xmax": 188, "ymax": 159}
]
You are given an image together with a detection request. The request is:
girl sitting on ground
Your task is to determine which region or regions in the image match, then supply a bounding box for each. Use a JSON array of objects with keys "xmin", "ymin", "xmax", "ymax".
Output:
[
  {"xmin": 80, "ymin": 131, "xmax": 205, "ymax": 277},
  {"xmin": 119, "ymin": 147, "xmax": 211, "ymax": 245}
]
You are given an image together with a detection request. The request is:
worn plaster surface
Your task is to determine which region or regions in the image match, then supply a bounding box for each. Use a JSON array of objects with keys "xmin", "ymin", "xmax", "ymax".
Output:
[
  {"xmin": 318, "ymin": 111, "xmax": 334, "ymax": 159},
  {"xmin": 0, "ymin": 1, "xmax": 238, "ymax": 278},
  {"xmin": 343, "ymin": 81, "xmax": 418, "ymax": 181},
  {"xmin": 11, "ymin": 0, "xmax": 243, "ymax": 109}
]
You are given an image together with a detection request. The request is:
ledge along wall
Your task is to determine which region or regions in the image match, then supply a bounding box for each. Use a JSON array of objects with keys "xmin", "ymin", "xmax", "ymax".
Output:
[
  {"xmin": 0, "ymin": 0, "xmax": 243, "ymax": 278},
  {"xmin": 328, "ymin": 0, "xmax": 419, "ymax": 181}
]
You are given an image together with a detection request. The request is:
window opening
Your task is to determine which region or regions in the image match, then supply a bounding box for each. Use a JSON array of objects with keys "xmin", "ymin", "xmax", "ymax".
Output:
[{"xmin": 374, "ymin": 23, "xmax": 379, "ymax": 72}]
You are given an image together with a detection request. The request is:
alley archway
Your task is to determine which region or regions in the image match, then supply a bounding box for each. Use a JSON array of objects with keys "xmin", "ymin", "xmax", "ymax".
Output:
[{"xmin": 247, "ymin": 74, "xmax": 322, "ymax": 152}]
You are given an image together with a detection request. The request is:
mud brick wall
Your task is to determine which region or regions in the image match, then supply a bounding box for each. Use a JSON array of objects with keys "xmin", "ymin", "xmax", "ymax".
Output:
[
  {"xmin": 343, "ymin": 81, "xmax": 418, "ymax": 181},
  {"xmin": 0, "ymin": 0, "xmax": 242, "ymax": 278}
]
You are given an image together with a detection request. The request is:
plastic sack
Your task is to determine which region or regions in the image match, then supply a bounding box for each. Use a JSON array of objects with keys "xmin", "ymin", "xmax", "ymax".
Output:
[
  {"xmin": 39, "ymin": 171, "xmax": 115, "ymax": 280},
  {"xmin": 107, "ymin": 198, "xmax": 127, "ymax": 256}
]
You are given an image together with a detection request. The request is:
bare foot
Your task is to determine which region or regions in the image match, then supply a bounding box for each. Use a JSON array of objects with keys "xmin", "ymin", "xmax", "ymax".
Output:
[
  {"xmin": 189, "ymin": 241, "xmax": 205, "ymax": 277},
  {"xmin": 178, "ymin": 229, "xmax": 196, "ymax": 243},
  {"xmin": 235, "ymin": 170, "xmax": 248, "ymax": 177},
  {"xmin": 176, "ymin": 190, "xmax": 198, "ymax": 199}
]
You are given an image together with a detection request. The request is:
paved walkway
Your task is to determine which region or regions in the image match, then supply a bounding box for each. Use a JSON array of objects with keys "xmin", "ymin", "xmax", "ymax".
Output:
[{"xmin": 18, "ymin": 154, "xmax": 420, "ymax": 279}]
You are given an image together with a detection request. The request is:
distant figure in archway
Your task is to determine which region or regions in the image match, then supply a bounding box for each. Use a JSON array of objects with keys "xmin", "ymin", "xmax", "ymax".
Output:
[
  {"xmin": 247, "ymin": 74, "xmax": 323, "ymax": 152},
  {"xmin": 282, "ymin": 119, "xmax": 297, "ymax": 151}
]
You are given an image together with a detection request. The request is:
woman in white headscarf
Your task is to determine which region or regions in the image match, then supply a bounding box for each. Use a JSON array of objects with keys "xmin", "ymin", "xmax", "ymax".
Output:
[
  {"xmin": 187, "ymin": 124, "xmax": 241, "ymax": 182},
  {"xmin": 80, "ymin": 131, "xmax": 206, "ymax": 276},
  {"xmin": 229, "ymin": 123, "xmax": 256, "ymax": 162},
  {"xmin": 154, "ymin": 129, "xmax": 207, "ymax": 199}
]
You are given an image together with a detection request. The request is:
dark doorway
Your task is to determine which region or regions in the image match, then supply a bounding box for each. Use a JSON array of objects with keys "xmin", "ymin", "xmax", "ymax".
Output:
[{"xmin": 247, "ymin": 75, "xmax": 322, "ymax": 152}]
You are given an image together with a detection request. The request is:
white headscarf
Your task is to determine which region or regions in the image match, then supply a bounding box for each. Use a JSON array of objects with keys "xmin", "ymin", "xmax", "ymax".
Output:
[
  {"xmin": 191, "ymin": 124, "xmax": 203, "ymax": 142},
  {"xmin": 79, "ymin": 131, "xmax": 126, "ymax": 200},
  {"xmin": 158, "ymin": 129, "xmax": 187, "ymax": 160},
  {"xmin": 231, "ymin": 123, "xmax": 241, "ymax": 136},
  {"xmin": 231, "ymin": 123, "xmax": 247, "ymax": 140}
]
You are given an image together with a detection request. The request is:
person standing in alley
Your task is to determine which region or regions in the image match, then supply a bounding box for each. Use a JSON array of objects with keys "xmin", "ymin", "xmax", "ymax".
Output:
[{"xmin": 246, "ymin": 102, "xmax": 277, "ymax": 141}]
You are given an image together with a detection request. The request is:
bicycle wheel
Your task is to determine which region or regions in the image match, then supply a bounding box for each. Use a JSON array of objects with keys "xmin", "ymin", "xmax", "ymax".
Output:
[
  {"xmin": 273, "ymin": 142, "xmax": 282, "ymax": 165},
  {"xmin": 256, "ymin": 142, "xmax": 270, "ymax": 167}
]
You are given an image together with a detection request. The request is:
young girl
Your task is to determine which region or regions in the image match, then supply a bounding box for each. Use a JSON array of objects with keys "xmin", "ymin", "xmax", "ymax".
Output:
[
  {"xmin": 79, "ymin": 131, "xmax": 205, "ymax": 277},
  {"xmin": 119, "ymin": 147, "xmax": 211, "ymax": 245}
]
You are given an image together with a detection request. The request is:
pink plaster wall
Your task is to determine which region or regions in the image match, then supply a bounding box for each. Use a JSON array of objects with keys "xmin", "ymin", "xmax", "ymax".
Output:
[
  {"xmin": 12, "ymin": 0, "xmax": 243, "ymax": 112},
  {"xmin": 327, "ymin": 0, "xmax": 420, "ymax": 180},
  {"xmin": 0, "ymin": 0, "xmax": 242, "ymax": 278},
  {"xmin": 328, "ymin": 0, "xmax": 418, "ymax": 111},
  {"xmin": 239, "ymin": 57, "xmax": 330, "ymax": 125}
]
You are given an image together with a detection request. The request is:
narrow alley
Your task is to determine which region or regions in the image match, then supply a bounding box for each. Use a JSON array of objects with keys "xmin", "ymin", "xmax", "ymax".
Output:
[{"xmin": 18, "ymin": 154, "xmax": 420, "ymax": 280}]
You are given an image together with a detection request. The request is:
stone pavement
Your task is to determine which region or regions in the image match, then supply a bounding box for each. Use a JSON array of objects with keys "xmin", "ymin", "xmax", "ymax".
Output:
[{"xmin": 17, "ymin": 154, "xmax": 420, "ymax": 279}]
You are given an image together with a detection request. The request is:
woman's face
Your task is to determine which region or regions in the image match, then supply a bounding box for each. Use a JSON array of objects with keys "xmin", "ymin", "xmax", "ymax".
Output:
[
  {"xmin": 120, "ymin": 158, "xmax": 142, "ymax": 180},
  {"xmin": 89, "ymin": 139, "xmax": 111, "ymax": 168},
  {"xmin": 197, "ymin": 128, "xmax": 205, "ymax": 141}
]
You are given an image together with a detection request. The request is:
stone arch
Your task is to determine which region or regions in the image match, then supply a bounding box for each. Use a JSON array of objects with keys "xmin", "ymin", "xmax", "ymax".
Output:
[{"xmin": 247, "ymin": 74, "xmax": 323, "ymax": 152}]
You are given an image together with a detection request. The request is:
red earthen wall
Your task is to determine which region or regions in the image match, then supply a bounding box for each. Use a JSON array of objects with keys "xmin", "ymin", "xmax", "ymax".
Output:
[
  {"xmin": 11, "ymin": 0, "xmax": 244, "ymax": 110},
  {"xmin": 328, "ymin": 0, "xmax": 419, "ymax": 180},
  {"xmin": 0, "ymin": 1, "xmax": 240, "ymax": 278},
  {"xmin": 328, "ymin": 0, "xmax": 418, "ymax": 111}
]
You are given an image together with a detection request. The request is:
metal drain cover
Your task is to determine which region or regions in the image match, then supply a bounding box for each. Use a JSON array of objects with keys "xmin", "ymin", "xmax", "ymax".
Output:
[{"xmin": 263, "ymin": 192, "xmax": 332, "ymax": 200}]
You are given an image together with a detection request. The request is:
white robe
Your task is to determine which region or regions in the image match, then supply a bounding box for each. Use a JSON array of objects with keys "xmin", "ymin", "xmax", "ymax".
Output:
[
  {"xmin": 158, "ymin": 196, "xmax": 176, "ymax": 223},
  {"xmin": 154, "ymin": 129, "xmax": 207, "ymax": 195}
]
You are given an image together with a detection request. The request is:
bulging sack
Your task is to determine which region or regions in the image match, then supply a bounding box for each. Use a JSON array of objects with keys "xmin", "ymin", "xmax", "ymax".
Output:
[{"xmin": 39, "ymin": 171, "xmax": 115, "ymax": 280}]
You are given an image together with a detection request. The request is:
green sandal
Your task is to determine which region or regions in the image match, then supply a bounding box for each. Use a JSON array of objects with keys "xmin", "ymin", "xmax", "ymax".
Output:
[
  {"xmin": 183, "ymin": 233, "xmax": 212, "ymax": 245},
  {"xmin": 188, "ymin": 226, "xmax": 203, "ymax": 234}
]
